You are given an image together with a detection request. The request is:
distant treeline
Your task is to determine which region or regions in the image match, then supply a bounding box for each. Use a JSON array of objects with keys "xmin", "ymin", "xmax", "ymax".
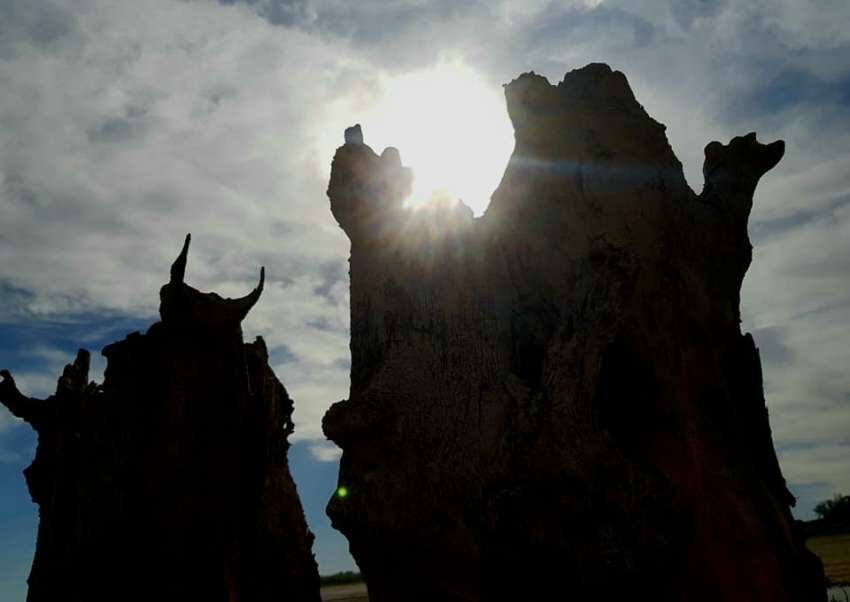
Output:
[
  {"xmin": 800, "ymin": 494, "xmax": 850, "ymax": 539},
  {"xmin": 319, "ymin": 571, "xmax": 363, "ymax": 586},
  {"xmin": 798, "ymin": 519, "xmax": 850, "ymax": 539}
]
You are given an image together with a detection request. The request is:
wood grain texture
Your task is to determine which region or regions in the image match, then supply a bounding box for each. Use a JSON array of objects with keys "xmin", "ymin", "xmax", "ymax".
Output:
[
  {"xmin": 323, "ymin": 63, "xmax": 825, "ymax": 601},
  {"xmin": 0, "ymin": 237, "xmax": 321, "ymax": 602}
]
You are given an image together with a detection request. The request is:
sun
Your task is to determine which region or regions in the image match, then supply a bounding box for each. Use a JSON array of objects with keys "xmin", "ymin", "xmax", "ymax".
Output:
[{"xmin": 355, "ymin": 59, "xmax": 515, "ymax": 216}]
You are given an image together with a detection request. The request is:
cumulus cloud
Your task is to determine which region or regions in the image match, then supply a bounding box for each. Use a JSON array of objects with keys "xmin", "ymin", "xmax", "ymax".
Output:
[
  {"xmin": 0, "ymin": 0, "xmax": 369, "ymax": 446},
  {"xmin": 308, "ymin": 441, "xmax": 343, "ymax": 462},
  {"xmin": 0, "ymin": 0, "xmax": 848, "ymax": 509},
  {"xmin": 0, "ymin": 410, "xmax": 17, "ymax": 435}
]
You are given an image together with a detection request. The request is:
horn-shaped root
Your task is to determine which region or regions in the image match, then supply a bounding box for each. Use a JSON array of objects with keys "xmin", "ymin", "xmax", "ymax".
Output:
[
  {"xmin": 0, "ymin": 369, "xmax": 38, "ymax": 423},
  {"xmin": 170, "ymin": 233, "xmax": 191, "ymax": 285},
  {"xmin": 226, "ymin": 266, "xmax": 265, "ymax": 322}
]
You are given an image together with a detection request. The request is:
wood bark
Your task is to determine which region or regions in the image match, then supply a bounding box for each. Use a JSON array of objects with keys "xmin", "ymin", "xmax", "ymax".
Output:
[
  {"xmin": 324, "ymin": 64, "xmax": 825, "ymax": 601},
  {"xmin": 0, "ymin": 235, "xmax": 321, "ymax": 602}
]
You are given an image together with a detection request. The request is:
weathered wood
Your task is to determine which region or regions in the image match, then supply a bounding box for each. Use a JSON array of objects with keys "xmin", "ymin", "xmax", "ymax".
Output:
[
  {"xmin": 0, "ymin": 235, "xmax": 321, "ymax": 602},
  {"xmin": 324, "ymin": 64, "xmax": 825, "ymax": 601}
]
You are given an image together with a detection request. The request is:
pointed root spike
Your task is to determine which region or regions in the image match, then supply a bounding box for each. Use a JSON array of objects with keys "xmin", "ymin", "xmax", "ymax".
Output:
[{"xmin": 170, "ymin": 233, "xmax": 191, "ymax": 285}]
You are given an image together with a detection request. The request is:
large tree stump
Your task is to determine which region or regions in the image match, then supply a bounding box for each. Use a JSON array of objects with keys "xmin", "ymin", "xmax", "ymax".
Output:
[
  {"xmin": 0, "ymin": 235, "xmax": 321, "ymax": 602},
  {"xmin": 323, "ymin": 63, "xmax": 825, "ymax": 601}
]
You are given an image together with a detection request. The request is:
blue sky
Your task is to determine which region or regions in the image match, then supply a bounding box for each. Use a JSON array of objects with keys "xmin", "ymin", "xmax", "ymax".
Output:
[{"xmin": 1, "ymin": 0, "xmax": 850, "ymax": 598}]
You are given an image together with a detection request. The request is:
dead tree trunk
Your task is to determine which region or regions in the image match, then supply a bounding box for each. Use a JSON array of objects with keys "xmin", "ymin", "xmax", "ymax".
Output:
[
  {"xmin": 1, "ymin": 235, "xmax": 321, "ymax": 602},
  {"xmin": 323, "ymin": 64, "xmax": 825, "ymax": 601}
]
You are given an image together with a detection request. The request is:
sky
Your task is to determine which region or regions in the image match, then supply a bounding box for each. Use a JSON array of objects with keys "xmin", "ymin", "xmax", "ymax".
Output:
[{"xmin": 1, "ymin": 0, "xmax": 849, "ymax": 598}]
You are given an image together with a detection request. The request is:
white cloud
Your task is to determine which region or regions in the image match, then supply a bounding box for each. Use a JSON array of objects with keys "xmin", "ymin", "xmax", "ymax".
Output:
[
  {"xmin": 0, "ymin": 0, "xmax": 361, "ymax": 449},
  {"xmin": 0, "ymin": 345, "xmax": 78, "ymax": 444},
  {"xmin": 779, "ymin": 443, "xmax": 850, "ymax": 496},
  {"xmin": 308, "ymin": 441, "xmax": 343, "ymax": 462},
  {"xmin": 276, "ymin": 359, "xmax": 350, "ymax": 441},
  {"xmin": 0, "ymin": 409, "xmax": 19, "ymax": 434},
  {"xmin": 5, "ymin": 347, "xmax": 78, "ymax": 399},
  {"xmin": 0, "ymin": 0, "xmax": 848, "ymax": 509},
  {"xmin": 0, "ymin": 0, "xmax": 362, "ymax": 314}
]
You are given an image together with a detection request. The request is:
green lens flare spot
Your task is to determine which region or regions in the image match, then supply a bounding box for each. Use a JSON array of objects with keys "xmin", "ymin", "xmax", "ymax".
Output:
[{"xmin": 336, "ymin": 486, "xmax": 349, "ymax": 499}]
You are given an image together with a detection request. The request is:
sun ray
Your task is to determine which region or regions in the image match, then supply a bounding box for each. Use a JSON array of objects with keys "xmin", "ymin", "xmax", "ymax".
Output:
[{"xmin": 354, "ymin": 59, "xmax": 515, "ymax": 216}]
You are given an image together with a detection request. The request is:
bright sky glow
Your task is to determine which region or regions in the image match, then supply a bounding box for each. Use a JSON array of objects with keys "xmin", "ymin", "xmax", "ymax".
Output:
[{"xmin": 356, "ymin": 59, "xmax": 515, "ymax": 216}]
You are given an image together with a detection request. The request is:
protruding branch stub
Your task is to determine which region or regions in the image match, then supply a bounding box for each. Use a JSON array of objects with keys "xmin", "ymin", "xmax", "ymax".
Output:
[
  {"xmin": 159, "ymin": 234, "xmax": 266, "ymax": 327},
  {"xmin": 328, "ymin": 126, "xmax": 414, "ymax": 239},
  {"xmin": 58, "ymin": 349, "xmax": 91, "ymax": 394},
  {"xmin": 0, "ymin": 369, "xmax": 20, "ymax": 403},
  {"xmin": 344, "ymin": 124, "xmax": 364, "ymax": 145},
  {"xmin": 703, "ymin": 133, "xmax": 785, "ymax": 200},
  {"xmin": 0, "ymin": 368, "xmax": 38, "ymax": 423},
  {"xmin": 170, "ymin": 233, "xmax": 191, "ymax": 285},
  {"xmin": 228, "ymin": 265, "xmax": 265, "ymax": 323},
  {"xmin": 2, "ymin": 349, "xmax": 90, "ymax": 426}
]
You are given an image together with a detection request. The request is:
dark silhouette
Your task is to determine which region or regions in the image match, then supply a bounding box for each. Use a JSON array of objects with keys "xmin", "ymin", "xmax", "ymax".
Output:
[
  {"xmin": 0, "ymin": 235, "xmax": 321, "ymax": 602},
  {"xmin": 323, "ymin": 64, "xmax": 825, "ymax": 601},
  {"xmin": 815, "ymin": 494, "xmax": 850, "ymax": 525}
]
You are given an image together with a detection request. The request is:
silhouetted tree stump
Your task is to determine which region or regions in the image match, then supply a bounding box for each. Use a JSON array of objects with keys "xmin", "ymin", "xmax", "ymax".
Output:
[
  {"xmin": 0, "ymin": 235, "xmax": 321, "ymax": 602},
  {"xmin": 323, "ymin": 64, "xmax": 825, "ymax": 601}
]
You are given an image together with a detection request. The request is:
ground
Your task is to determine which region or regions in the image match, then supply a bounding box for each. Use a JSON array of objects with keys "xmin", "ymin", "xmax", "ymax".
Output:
[
  {"xmin": 320, "ymin": 582, "xmax": 369, "ymax": 601},
  {"xmin": 809, "ymin": 533, "xmax": 850, "ymax": 586},
  {"xmin": 314, "ymin": 534, "xmax": 850, "ymax": 601}
]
